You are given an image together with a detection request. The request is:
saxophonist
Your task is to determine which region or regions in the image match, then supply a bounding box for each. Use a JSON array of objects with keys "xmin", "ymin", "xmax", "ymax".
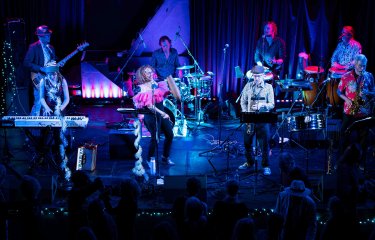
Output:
[{"xmin": 337, "ymin": 54, "xmax": 375, "ymax": 167}]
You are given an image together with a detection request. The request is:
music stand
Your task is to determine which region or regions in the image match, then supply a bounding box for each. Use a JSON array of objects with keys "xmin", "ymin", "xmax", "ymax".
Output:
[
  {"xmin": 345, "ymin": 116, "xmax": 375, "ymax": 173},
  {"xmin": 240, "ymin": 111, "xmax": 280, "ymax": 196}
]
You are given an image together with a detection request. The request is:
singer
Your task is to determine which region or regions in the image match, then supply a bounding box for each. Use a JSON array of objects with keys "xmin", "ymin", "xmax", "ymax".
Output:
[
  {"xmin": 151, "ymin": 35, "xmax": 182, "ymax": 82},
  {"xmin": 330, "ymin": 26, "xmax": 362, "ymax": 71},
  {"xmin": 238, "ymin": 66, "xmax": 275, "ymax": 175},
  {"xmin": 24, "ymin": 25, "xmax": 57, "ymax": 116},
  {"xmin": 133, "ymin": 65, "xmax": 181, "ymax": 168}
]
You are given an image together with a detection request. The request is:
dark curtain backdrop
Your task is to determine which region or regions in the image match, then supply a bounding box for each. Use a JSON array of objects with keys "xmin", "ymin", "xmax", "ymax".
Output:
[
  {"xmin": 190, "ymin": 0, "xmax": 375, "ymax": 98},
  {"xmin": 1, "ymin": 0, "xmax": 85, "ymax": 59}
]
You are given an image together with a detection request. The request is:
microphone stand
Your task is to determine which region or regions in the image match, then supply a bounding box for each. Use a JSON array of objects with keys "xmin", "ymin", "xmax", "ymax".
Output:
[
  {"xmin": 198, "ymin": 44, "xmax": 229, "ymax": 159},
  {"xmin": 113, "ymin": 35, "xmax": 144, "ymax": 87},
  {"xmin": 175, "ymin": 32, "xmax": 204, "ymax": 75},
  {"xmin": 151, "ymin": 84, "xmax": 161, "ymax": 178},
  {"xmin": 175, "ymin": 32, "xmax": 205, "ymax": 128}
]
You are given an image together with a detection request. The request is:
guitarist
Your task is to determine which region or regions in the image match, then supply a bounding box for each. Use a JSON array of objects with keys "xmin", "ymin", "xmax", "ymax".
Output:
[{"xmin": 24, "ymin": 25, "xmax": 58, "ymax": 116}]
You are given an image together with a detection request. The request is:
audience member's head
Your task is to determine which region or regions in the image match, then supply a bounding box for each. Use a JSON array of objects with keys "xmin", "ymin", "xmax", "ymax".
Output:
[
  {"xmin": 20, "ymin": 175, "xmax": 41, "ymax": 200},
  {"xmin": 119, "ymin": 177, "xmax": 141, "ymax": 200},
  {"xmin": 152, "ymin": 221, "xmax": 179, "ymax": 240},
  {"xmin": 71, "ymin": 170, "xmax": 91, "ymax": 188},
  {"xmin": 327, "ymin": 195, "xmax": 344, "ymax": 218},
  {"xmin": 185, "ymin": 196, "xmax": 205, "ymax": 221},
  {"xmin": 267, "ymin": 212, "xmax": 283, "ymax": 239},
  {"xmin": 278, "ymin": 152, "xmax": 295, "ymax": 174},
  {"xmin": 231, "ymin": 217, "xmax": 256, "ymax": 240},
  {"xmin": 76, "ymin": 226, "xmax": 97, "ymax": 240},
  {"xmin": 226, "ymin": 179, "xmax": 240, "ymax": 197},
  {"xmin": 186, "ymin": 177, "xmax": 201, "ymax": 196}
]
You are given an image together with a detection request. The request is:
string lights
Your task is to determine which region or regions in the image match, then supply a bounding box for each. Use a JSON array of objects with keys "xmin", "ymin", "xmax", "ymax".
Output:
[{"xmin": 1, "ymin": 40, "xmax": 18, "ymax": 115}]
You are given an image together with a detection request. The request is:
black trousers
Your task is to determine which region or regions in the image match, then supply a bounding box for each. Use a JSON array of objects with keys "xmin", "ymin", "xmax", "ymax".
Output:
[
  {"xmin": 144, "ymin": 113, "xmax": 174, "ymax": 161},
  {"xmin": 243, "ymin": 123, "xmax": 270, "ymax": 167},
  {"xmin": 339, "ymin": 114, "xmax": 369, "ymax": 164}
]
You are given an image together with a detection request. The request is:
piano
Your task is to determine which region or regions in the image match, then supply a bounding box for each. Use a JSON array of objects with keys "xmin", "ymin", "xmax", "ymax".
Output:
[{"xmin": 1, "ymin": 116, "xmax": 89, "ymax": 128}]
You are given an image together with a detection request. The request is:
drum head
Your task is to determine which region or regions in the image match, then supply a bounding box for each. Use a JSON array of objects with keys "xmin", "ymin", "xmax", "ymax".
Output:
[{"xmin": 304, "ymin": 66, "xmax": 324, "ymax": 74}]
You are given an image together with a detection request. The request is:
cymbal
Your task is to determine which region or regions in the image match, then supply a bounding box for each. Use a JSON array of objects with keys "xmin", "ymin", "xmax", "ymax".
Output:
[
  {"xmin": 184, "ymin": 72, "xmax": 204, "ymax": 78},
  {"xmin": 177, "ymin": 65, "xmax": 194, "ymax": 70},
  {"xmin": 200, "ymin": 76, "xmax": 212, "ymax": 80}
]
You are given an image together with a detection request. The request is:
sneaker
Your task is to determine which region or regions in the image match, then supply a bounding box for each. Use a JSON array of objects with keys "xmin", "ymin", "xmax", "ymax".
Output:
[
  {"xmin": 161, "ymin": 157, "xmax": 175, "ymax": 166},
  {"xmin": 263, "ymin": 167, "xmax": 271, "ymax": 176},
  {"xmin": 238, "ymin": 162, "xmax": 253, "ymax": 170}
]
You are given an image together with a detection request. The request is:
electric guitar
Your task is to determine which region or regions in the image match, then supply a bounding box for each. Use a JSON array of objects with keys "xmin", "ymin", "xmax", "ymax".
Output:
[{"xmin": 31, "ymin": 42, "xmax": 90, "ymax": 87}]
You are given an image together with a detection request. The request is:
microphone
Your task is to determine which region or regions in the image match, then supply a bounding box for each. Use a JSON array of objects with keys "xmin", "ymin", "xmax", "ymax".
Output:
[
  {"xmin": 138, "ymin": 32, "xmax": 146, "ymax": 48},
  {"xmin": 151, "ymin": 82, "xmax": 158, "ymax": 89},
  {"xmin": 320, "ymin": 78, "xmax": 331, "ymax": 85},
  {"xmin": 223, "ymin": 44, "xmax": 229, "ymax": 51}
]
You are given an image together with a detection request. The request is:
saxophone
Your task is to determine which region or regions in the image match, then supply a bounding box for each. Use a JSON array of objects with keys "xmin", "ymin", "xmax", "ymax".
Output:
[{"xmin": 349, "ymin": 81, "xmax": 365, "ymax": 115}]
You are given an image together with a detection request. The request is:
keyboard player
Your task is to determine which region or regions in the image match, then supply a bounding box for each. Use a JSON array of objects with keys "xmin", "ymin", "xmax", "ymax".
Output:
[
  {"xmin": 39, "ymin": 62, "xmax": 71, "ymax": 182},
  {"xmin": 238, "ymin": 65, "xmax": 275, "ymax": 175}
]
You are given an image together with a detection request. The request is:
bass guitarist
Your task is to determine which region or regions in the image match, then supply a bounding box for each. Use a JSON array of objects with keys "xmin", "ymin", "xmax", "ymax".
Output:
[{"xmin": 24, "ymin": 25, "xmax": 64, "ymax": 116}]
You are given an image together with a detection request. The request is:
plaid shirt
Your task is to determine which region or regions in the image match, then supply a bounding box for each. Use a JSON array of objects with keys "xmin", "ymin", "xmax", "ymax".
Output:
[{"xmin": 241, "ymin": 80, "xmax": 275, "ymax": 112}]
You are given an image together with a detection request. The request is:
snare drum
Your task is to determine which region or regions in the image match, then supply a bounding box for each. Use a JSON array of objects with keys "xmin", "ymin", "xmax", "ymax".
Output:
[
  {"xmin": 287, "ymin": 113, "xmax": 325, "ymax": 132},
  {"xmin": 199, "ymin": 76, "xmax": 213, "ymax": 97},
  {"xmin": 304, "ymin": 66, "xmax": 324, "ymax": 82}
]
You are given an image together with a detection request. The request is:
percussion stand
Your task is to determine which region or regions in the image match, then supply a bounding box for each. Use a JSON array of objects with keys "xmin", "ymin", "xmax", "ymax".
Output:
[
  {"xmin": 271, "ymin": 88, "xmax": 301, "ymax": 151},
  {"xmin": 282, "ymin": 88, "xmax": 312, "ymax": 171}
]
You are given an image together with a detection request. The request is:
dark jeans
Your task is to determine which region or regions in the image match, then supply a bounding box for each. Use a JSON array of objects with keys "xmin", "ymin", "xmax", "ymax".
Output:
[
  {"xmin": 339, "ymin": 114, "xmax": 369, "ymax": 164},
  {"xmin": 243, "ymin": 123, "xmax": 270, "ymax": 167},
  {"xmin": 144, "ymin": 113, "xmax": 174, "ymax": 161}
]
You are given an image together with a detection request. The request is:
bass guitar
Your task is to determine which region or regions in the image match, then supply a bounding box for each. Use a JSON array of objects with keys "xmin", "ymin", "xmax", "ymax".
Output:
[{"xmin": 31, "ymin": 41, "xmax": 89, "ymax": 87}]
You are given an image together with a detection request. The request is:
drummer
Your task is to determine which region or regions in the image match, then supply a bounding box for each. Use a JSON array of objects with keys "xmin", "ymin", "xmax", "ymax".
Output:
[
  {"xmin": 151, "ymin": 35, "xmax": 183, "ymax": 82},
  {"xmin": 330, "ymin": 26, "xmax": 362, "ymax": 75}
]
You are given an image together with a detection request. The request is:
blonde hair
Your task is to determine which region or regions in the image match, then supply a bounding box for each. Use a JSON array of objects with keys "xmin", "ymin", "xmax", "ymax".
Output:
[{"xmin": 136, "ymin": 65, "xmax": 154, "ymax": 85}]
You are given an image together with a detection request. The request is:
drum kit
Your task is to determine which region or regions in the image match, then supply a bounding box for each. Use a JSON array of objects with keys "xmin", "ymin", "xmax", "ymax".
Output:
[{"xmin": 148, "ymin": 65, "xmax": 214, "ymax": 135}]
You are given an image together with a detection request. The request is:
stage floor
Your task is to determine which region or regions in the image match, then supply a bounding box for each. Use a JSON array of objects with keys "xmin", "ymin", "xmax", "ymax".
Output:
[{"xmin": 2, "ymin": 103, "xmax": 375, "ymax": 212}]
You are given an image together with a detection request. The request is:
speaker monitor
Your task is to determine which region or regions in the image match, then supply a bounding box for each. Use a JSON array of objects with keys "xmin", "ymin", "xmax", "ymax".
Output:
[
  {"xmin": 109, "ymin": 129, "xmax": 137, "ymax": 160},
  {"xmin": 164, "ymin": 175, "xmax": 207, "ymax": 203},
  {"xmin": 2, "ymin": 174, "xmax": 57, "ymax": 204}
]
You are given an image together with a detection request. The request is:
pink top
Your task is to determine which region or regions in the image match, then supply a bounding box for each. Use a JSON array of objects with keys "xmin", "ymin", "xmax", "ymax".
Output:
[{"xmin": 133, "ymin": 81, "xmax": 169, "ymax": 108}]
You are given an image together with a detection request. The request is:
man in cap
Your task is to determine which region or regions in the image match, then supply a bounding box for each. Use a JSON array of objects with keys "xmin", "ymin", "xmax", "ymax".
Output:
[
  {"xmin": 330, "ymin": 26, "xmax": 362, "ymax": 72},
  {"xmin": 24, "ymin": 25, "xmax": 57, "ymax": 116},
  {"xmin": 238, "ymin": 65, "xmax": 275, "ymax": 175}
]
